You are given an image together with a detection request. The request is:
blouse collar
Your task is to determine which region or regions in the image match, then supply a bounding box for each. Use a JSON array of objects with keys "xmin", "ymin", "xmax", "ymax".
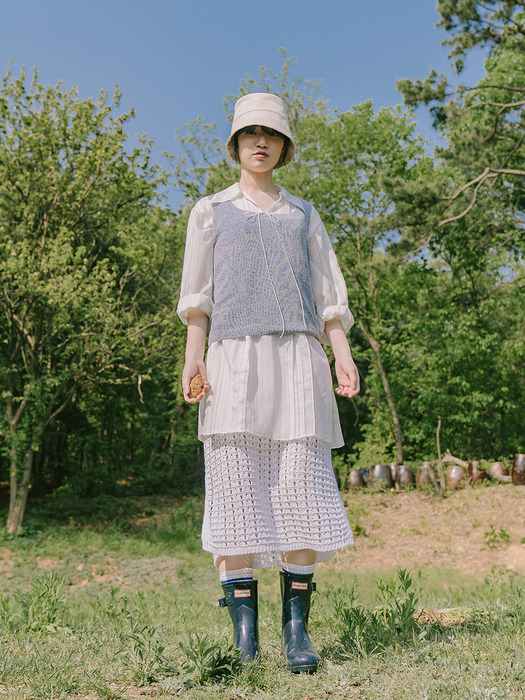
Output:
[{"xmin": 209, "ymin": 183, "xmax": 306, "ymax": 213}]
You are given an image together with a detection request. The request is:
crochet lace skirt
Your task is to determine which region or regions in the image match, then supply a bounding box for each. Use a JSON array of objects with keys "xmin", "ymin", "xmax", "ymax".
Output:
[{"xmin": 202, "ymin": 432, "xmax": 353, "ymax": 569}]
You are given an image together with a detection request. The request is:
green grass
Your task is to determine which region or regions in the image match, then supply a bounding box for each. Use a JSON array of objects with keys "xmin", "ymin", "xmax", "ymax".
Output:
[{"xmin": 0, "ymin": 495, "xmax": 523, "ymax": 699}]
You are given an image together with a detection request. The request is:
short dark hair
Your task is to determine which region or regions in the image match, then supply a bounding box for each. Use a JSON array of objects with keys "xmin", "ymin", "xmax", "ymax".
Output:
[{"xmin": 233, "ymin": 125, "xmax": 290, "ymax": 168}]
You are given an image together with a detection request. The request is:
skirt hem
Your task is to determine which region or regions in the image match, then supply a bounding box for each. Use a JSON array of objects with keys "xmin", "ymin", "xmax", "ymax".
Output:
[{"xmin": 203, "ymin": 537, "xmax": 354, "ymax": 569}]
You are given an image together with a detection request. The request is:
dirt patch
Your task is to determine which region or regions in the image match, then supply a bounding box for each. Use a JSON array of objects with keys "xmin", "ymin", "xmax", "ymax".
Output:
[
  {"xmin": 0, "ymin": 547, "xmax": 15, "ymax": 570},
  {"xmin": 331, "ymin": 483, "xmax": 525, "ymax": 579},
  {"xmin": 36, "ymin": 556, "xmax": 61, "ymax": 569},
  {"xmin": 68, "ymin": 556, "xmax": 179, "ymax": 591}
]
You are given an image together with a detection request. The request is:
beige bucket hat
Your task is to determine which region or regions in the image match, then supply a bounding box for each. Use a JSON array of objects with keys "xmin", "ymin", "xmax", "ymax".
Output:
[{"xmin": 226, "ymin": 93, "xmax": 296, "ymax": 168}]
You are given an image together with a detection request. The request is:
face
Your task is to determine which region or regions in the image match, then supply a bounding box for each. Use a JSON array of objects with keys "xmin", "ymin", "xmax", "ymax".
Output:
[{"xmin": 236, "ymin": 125, "xmax": 285, "ymax": 173}]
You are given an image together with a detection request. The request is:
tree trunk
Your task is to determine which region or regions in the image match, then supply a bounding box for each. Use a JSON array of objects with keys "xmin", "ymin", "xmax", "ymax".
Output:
[
  {"xmin": 359, "ymin": 321, "xmax": 404, "ymax": 463},
  {"xmin": 148, "ymin": 435, "xmax": 166, "ymax": 469},
  {"xmin": 435, "ymin": 419, "xmax": 446, "ymax": 495},
  {"xmin": 7, "ymin": 448, "xmax": 34, "ymax": 534}
]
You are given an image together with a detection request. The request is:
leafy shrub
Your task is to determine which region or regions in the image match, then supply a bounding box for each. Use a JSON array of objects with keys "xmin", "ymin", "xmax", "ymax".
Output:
[
  {"xmin": 333, "ymin": 569, "xmax": 421, "ymax": 657},
  {"xmin": 120, "ymin": 618, "xmax": 175, "ymax": 686},
  {"xmin": 484, "ymin": 524, "xmax": 511, "ymax": 549},
  {"xmin": 0, "ymin": 571, "xmax": 68, "ymax": 633},
  {"xmin": 178, "ymin": 631, "xmax": 242, "ymax": 686}
]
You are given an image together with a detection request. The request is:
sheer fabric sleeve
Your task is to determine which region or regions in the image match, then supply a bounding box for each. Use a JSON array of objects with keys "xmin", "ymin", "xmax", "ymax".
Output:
[
  {"xmin": 308, "ymin": 206, "xmax": 354, "ymax": 340},
  {"xmin": 176, "ymin": 198, "xmax": 214, "ymax": 325}
]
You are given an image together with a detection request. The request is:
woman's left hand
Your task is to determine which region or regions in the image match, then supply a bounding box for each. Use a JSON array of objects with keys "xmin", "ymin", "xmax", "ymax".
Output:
[
  {"xmin": 334, "ymin": 356, "xmax": 360, "ymax": 398},
  {"xmin": 324, "ymin": 317, "xmax": 360, "ymax": 399}
]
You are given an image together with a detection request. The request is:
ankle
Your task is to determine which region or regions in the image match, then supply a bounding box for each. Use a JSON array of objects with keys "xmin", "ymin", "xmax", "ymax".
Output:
[
  {"xmin": 220, "ymin": 568, "xmax": 254, "ymax": 584},
  {"xmin": 281, "ymin": 562, "xmax": 315, "ymax": 576}
]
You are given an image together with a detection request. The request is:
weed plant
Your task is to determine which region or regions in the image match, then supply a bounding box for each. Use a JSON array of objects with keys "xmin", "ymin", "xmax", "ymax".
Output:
[
  {"xmin": 484, "ymin": 523, "xmax": 511, "ymax": 548},
  {"xmin": 331, "ymin": 569, "xmax": 422, "ymax": 658},
  {"xmin": 177, "ymin": 631, "xmax": 243, "ymax": 686},
  {"xmin": 0, "ymin": 571, "xmax": 67, "ymax": 633},
  {"xmin": 121, "ymin": 618, "xmax": 175, "ymax": 685}
]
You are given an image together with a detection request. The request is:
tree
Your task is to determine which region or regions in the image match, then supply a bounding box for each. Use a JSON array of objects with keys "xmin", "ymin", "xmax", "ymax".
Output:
[
  {"xmin": 391, "ymin": 2, "xmax": 524, "ymax": 462},
  {"xmin": 397, "ymin": 1, "xmax": 525, "ymax": 227},
  {"xmin": 0, "ymin": 67, "xmax": 173, "ymax": 532}
]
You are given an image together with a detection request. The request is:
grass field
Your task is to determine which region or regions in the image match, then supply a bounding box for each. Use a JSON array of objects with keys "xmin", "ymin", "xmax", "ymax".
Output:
[{"xmin": 0, "ymin": 489, "xmax": 524, "ymax": 699}]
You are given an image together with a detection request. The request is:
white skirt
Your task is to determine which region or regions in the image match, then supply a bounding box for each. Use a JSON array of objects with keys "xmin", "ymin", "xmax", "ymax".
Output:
[
  {"xmin": 199, "ymin": 333, "xmax": 344, "ymax": 448},
  {"xmin": 202, "ymin": 432, "xmax": 353, "ymax": 569}
]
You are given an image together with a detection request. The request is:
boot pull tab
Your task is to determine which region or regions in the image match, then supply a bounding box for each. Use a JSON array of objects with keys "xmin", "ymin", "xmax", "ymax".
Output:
[{"xmin": 219, "ymin": 597, "xmax": 228, "ymax": 607}]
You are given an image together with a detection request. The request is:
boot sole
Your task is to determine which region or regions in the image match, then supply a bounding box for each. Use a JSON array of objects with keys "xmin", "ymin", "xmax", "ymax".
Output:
[{"xmin": 288, "ymin": 663, "xmax": 319, "ymax": 673}]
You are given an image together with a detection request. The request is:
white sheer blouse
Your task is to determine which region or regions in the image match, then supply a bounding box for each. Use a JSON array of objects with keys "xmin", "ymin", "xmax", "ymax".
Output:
[{"xmin": 177, "ymin": 183, "xmax": 354, "ymax": 448}]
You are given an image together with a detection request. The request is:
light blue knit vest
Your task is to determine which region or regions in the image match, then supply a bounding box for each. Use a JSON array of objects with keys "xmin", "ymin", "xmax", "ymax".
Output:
[{"xmin": 208, "ymin": 200, "xmax": 320, "ymax": 344}]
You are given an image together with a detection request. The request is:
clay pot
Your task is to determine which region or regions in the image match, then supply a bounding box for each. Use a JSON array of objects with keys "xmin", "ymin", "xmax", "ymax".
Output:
[
  {"xmin": 389, "ymin": 462, "xmax": 399, "ymax": 482},
  {"xmin": 370, "ymin": 464, "xmax": 394, "ymax": 489},
  {"xmin": 468, "ymin": 460, "xmax": 488, "ymax": 484},
  {"xmin": 488, "ymin": 462, "xmax": 508, "ymax": 479},
  {"xmin": 346, "ymin": 469, "xmax": 366, "ymax": 489},
  {"xmin": 446, "ymin": 464, "xmax": 465, "ymax": 490},
  {"xmin": 512, "ymin": 454, "xmax": 525, "ymax": 485},
  {"xmin": 395, "ymin": 464, "xmax": 414, "ymax": 489},
  {"xmin": 416, "ymin": 462, "xmax": 437, "ymax": 489}
]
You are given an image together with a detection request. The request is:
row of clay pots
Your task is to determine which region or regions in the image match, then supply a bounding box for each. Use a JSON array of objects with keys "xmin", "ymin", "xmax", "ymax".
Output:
[
  {"xmin": 447, "ymin": 454, "xmax": 525, "ymax": 489},
  {"xmin": 346, "ymin": 462, "xmax": 416, "ymax": 490},
  {"xmin": 345, "ymin": 454, "xmax": 525, "ymax": 491},
  {"xmin": 446, "ymin": 462, "xmax": 490, "ymax": 489}
]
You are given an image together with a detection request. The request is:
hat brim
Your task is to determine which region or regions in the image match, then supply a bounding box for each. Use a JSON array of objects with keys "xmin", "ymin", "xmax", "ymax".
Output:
[{"xmin": 226, "ymin": 99, "xmax": 296, "ymax": 168}]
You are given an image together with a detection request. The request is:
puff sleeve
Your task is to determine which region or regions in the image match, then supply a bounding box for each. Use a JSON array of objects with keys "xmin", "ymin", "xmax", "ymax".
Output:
[
  {"xmin": 308, "ymin": 206, "xmax": 354, "ymax": 340},
  {"xmin": 176, "ymin": 198, "xmax": 214, "ymax": 325}
]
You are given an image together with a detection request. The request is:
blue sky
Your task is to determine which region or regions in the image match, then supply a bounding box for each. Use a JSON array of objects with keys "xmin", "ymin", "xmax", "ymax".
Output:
[{"xmin": 1, "ymin": 1, "xmax": 487, "ymax": 203}]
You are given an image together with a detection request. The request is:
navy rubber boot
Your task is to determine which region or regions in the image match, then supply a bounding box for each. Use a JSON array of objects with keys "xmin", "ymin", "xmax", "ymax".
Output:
[
  {"xmin": 219, "ymin": 579, "xmax": 259, "ymax": 664},
  {"xmin": 280, "ymin": 571, "xmax": 321, "ymax": 673}
]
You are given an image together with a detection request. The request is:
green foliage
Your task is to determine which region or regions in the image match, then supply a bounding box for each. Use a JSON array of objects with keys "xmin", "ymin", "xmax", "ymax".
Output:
[
  {"xmin": 121, "ymin": 618, "xmax": 175, "ymax": 686},
  {"xmin": 333, "ymin": 569, "xmax": 422, "ymax": 658},
  {"xmin": 140, "ymin": 499, "xmax": 203, "ymax": 551},
  {"xmin": 508, "ymin": 582, "xmax": 525, "ymax": 629},
  {"xmin": 484, "ymin": 524, "xmax": 511, "ymax": 548},
  {"xmin": 345, "ymin": 500, "xmax": 369, "ymax": 538},
  {"xmin": 387, "ymin": 3, "xmax": 524, "ymax": 461},
  {"xmin": 357, "ymin": 256, "xmax": 524, "ymax": 459},
  {"xmin": 437, "ymin": 0, "xmax": 525, "ymax": 68},
  {"xmin": 397, "ymin": 1, "xmax": 525, "ymax": 225},
  {"xmin": 0, "ymin": 571, "xmax": 66, "ymax": 633},
  {"xmin": 0, "ymin": 66, "xmax": 180, "ymax": 531},
  {"xmin": 178, "ymin": 631, "xmax": 243, "ymax": 686}
]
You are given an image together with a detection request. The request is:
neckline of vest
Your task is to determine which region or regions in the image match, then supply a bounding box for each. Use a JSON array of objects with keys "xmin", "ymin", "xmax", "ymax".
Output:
[{"xmin": 214, "ymin": 200, "xmax": 302, "ymax": 218}]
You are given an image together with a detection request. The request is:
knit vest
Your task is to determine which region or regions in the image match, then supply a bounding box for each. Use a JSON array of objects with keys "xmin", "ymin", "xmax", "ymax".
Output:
[{"xmin": 208, "ymin": 200, "xmax": 320, "ymax": 344}]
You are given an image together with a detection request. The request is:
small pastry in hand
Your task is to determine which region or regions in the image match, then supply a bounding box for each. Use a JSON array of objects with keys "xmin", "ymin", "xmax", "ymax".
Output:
[{"xmin": 189, "ymin": 374, "xmax": 204, "ymax": 399}]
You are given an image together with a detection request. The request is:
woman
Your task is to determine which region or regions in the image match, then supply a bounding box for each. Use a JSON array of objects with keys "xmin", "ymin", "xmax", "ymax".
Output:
[{"xmin": 177, "ymin": 93, "xmax": 359, "ymax": 672}]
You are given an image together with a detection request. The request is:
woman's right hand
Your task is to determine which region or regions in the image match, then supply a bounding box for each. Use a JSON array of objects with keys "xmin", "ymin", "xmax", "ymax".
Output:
[
  {"xmin": 182, "ymin": 310, "xmax": 210, "ymax": 403},
  {"xmin": 182, "ymin": 359, "xmax": 210, "ymax": 403}
]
